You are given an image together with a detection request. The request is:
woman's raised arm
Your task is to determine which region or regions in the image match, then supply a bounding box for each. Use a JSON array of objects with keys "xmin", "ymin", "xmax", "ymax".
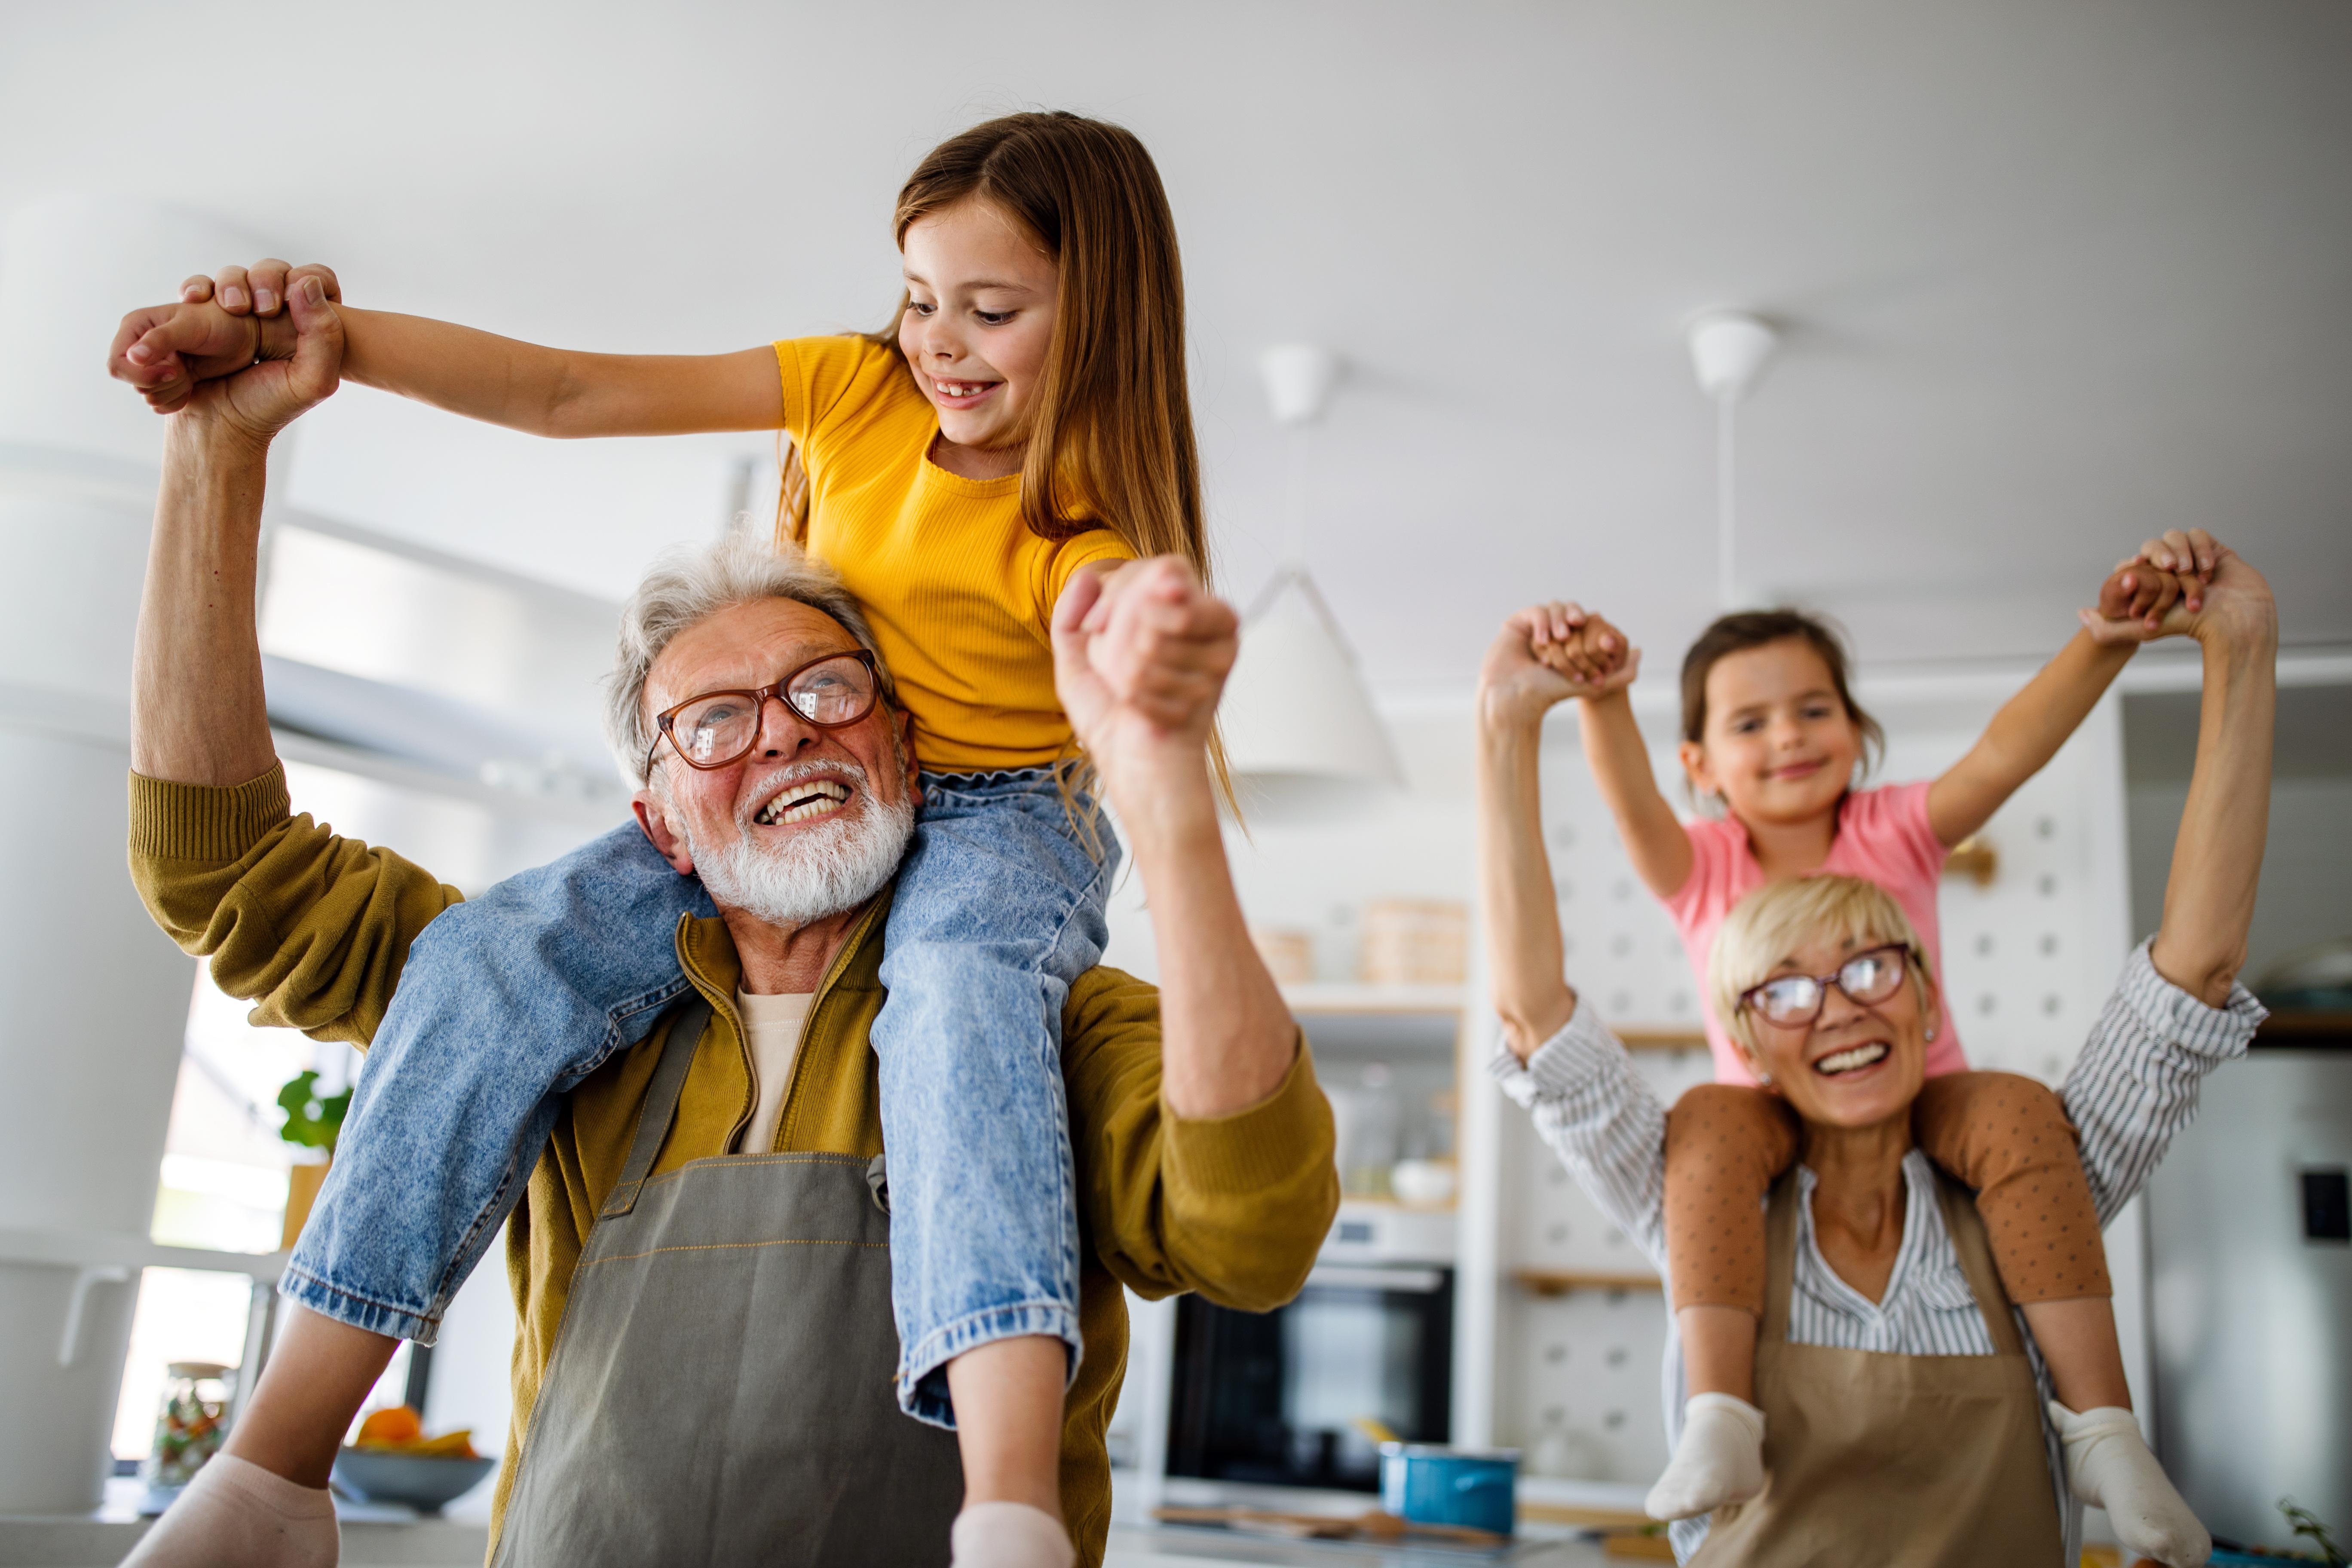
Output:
[
  {"xmin": 2144, "ymin": 551, "xmax": 2278, "ymax": 1005},
  {"xmin": 1476, "ymin": 615, "xmax": 1584, "ymax": 1058}
]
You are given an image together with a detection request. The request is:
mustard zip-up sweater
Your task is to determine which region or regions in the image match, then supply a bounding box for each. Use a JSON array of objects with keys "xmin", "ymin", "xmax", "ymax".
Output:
[{"xmin": 128, "ymin": 767, "xmax": 1338, "ymax": 1564}]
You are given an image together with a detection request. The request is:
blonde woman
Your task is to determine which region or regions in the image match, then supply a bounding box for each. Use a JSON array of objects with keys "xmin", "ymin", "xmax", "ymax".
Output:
[{"xmin": 1474, "ymin": 549, "xmax": 2275, "ymax": 1565}]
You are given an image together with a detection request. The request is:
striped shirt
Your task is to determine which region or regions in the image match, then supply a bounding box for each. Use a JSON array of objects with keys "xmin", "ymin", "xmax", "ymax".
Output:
[{"xmin": 1490, "ymin": 940, "xmax": 2265, "ymax": 1564}]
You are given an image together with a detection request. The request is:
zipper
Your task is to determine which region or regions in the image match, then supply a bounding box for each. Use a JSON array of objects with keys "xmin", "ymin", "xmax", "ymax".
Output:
[{"xmin": 678, "ymin": 894, "xmax": 892, "ymax": 1155}]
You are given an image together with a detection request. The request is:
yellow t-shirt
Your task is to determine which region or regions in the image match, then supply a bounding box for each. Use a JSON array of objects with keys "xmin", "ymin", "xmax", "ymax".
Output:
[{"xmin": 774, "ymin": 335, "xmax": 1135, "ymax": 773}]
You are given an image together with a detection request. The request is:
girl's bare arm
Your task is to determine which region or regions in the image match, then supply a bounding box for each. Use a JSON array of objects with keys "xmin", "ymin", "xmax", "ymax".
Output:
[
  {"xmin": 1925, "ymin": 628, "xmax": 2136, "ymax": 847},
  {"xmin": 328, "ymin": 309, "xmax": 784, "ymax": 436},
  {"xmin": 1576, "ymin": 687, "xmax": 1693, "ymax": 899},
  {"xmin": 1926, "ymin": 546, "xmax": 2207, "ymax": 848},
  {"xmin": 114, "ymin": 277, "xmax": 782, "ymax": 437}
]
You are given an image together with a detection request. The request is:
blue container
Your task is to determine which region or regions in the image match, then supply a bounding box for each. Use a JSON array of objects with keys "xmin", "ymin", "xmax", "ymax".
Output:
[{"xmin": 1378, "ymin": 1443, "xmax": 1519, "ymax": 1536}]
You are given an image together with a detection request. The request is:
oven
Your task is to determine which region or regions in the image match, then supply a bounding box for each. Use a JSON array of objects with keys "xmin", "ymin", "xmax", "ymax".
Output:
[{"xmin": 1164, "ymin": 1258, "xmax": 1453, "ymax": 1493}]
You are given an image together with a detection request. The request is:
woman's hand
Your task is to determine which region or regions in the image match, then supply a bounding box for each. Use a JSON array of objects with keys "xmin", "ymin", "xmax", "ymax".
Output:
[
  {"xmin": 1480, "ymin": 602, "xmax": 1637, "ymax": 730},
  {"xmin": 2134, "ymin": 527, "xmax": 2224, "ymax": 611},
  {"xmin": 2178, "ymin": 548, "xmax": 2277, "ymax": 652}
]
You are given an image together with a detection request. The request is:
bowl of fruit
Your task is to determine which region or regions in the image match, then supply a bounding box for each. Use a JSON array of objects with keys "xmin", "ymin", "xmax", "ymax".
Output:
[{"xmin": 330, "ymin": 1408, "xmax": 496, "ymax": 1515}]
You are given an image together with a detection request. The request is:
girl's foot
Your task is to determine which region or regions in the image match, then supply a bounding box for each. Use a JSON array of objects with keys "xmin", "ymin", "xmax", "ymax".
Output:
[
  {"xmin": 122, "ymin": 1454, "xmax": 338, "ymax": 1568},
  {"xmin": 1644, "ymin": 1392, "xmax": 1767, "ymax": 1521},
  {"xmin": 2048, "ymin": 1403, "xmax": 2211, "ymax": 1567},
  {"xmin": 949, "ymin": 1501, "xmax": 1075, "ymax": 1568}
]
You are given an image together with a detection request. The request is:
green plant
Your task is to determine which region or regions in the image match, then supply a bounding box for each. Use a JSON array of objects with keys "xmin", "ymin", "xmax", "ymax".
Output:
[
  {"xmin": 2282, "ymin": 1498, "xmax": 2347, "ymax": 1568},
  {"xmin": 276, "ymin": 1071, "xmax": 352, "ymax": 1154}
]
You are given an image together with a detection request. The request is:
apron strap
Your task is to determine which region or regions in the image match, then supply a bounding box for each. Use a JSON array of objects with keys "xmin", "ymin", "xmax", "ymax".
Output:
[
  {"xmin": 1930, "ymin": 1170, "xmax": 2027, "ymax": 1357},
  {"xmin": 599, "ymin": 993, "xmax": 715, "ymax": 1220},
  {"xmin": 1759, "ymin": 1170, "xmax": 1804, "ymax": 1344}
]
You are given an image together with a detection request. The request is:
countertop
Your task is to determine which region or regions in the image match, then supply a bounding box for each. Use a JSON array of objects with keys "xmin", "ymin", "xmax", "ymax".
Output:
[{"xmin": 1106, "ymin": 1525, "xmax": 1610, "ymax": 1566}]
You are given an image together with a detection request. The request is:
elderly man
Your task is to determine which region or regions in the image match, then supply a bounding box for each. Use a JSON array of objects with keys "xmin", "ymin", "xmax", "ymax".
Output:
[{"xmin": 123, "ymin": 280, "xmax": 1335, "ymax": 1567}]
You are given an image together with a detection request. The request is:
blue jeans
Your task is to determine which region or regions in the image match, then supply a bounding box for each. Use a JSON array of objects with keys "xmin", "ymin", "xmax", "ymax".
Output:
[{"xmin": 285, "ymin": 769, "xmax": 1114, "ymax": 1427}]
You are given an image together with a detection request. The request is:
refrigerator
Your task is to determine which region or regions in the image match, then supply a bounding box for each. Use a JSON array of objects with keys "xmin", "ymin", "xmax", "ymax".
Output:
[{"xmin": 2145, "ymin": 1016, "xmax": 2351, "ymax": 1553}]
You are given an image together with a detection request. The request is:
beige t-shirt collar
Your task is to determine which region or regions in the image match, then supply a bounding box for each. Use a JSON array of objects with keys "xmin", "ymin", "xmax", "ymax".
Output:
[{"xmin": 733, "ymin": 988, "xmax": 815, "ymax": 1152}]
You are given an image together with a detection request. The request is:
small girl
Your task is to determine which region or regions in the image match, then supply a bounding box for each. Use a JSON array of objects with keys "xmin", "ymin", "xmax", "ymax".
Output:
[
  {"xmin": 1491, "ymin": 535, "xmax": 2220, "ymax": 1557},
  {"xmin": 119, "ymin": 111, "xmax": 1210, "ymax": 1568}
]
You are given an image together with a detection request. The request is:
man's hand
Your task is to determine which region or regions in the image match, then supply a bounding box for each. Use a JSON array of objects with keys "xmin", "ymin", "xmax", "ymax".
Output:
[
  {"xmin": 109, "ymin": 260, "xmax": 342, "ymax": 414},
  {"xmin": 164, "ymin": 275, "xmax": 344, "ymax": 448},
  {"xmin": 1054, "ymin": 557, "xmax": 1238, "ymax": 772},
  {"xmin": 177, "ymin": 258, "xmax": 345, "ymax": 319}
]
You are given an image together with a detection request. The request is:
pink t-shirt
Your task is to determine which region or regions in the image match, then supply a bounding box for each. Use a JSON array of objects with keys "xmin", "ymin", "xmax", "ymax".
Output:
[{"xmin": 1664, "ymin": 781, "xmax": 1969, "ymax": 1086}]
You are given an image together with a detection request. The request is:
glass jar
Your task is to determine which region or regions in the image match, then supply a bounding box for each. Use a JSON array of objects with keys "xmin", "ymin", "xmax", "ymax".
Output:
[{"xmin": 143, "ymin": 1362, "xmax": 231, "ymax": 1491}]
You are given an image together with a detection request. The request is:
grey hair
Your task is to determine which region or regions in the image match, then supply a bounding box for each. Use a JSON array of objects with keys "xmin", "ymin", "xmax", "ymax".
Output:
[{"xmin": 604, "ymin": 529, "xmax": 896, "ymax": 784}]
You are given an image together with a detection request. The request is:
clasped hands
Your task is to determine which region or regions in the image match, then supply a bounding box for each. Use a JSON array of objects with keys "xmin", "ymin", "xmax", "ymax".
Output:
[
  {"xmin": 1486, "ymin": 526, "xmax": 2257, "ymax": 720},
  {"xmin": 109, "ymin": 258, "xmax": 1242, "ymax": 783}
]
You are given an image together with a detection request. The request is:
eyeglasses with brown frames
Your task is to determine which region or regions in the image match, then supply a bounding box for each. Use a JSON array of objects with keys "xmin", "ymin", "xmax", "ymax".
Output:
[
  {"xmin": 647, "ymin": 649, "xmax": 883, "ymax": 774},
  {"xmin": 1735, "ymin": 942, "xmax": 1918, "ymax": 1029}
]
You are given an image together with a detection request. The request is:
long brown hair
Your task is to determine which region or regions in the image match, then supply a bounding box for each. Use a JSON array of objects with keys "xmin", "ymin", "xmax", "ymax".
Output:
[
  {"xmin": 784, "ymin": 111, "xmax": 1230, "ymax": 815},
  {"xmin": 1679, "ymin": 608, "xmax": 1885, "ymax": 773}
]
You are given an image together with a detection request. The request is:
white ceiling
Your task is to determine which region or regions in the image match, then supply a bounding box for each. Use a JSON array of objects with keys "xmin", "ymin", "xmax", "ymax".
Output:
[{"xmin": 6, "ymin": 0, "xmax": 2348, "ymax": 698}]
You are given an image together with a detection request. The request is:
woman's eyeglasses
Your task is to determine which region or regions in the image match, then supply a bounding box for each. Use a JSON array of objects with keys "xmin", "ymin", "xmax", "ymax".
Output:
[
  {"xmin": 648, "ymin": 650, "xmax": 882, "ymax": 773},
  {"xmin": 1737, "ymin": 943, "xmax": 1915, "ymax": 1029}
]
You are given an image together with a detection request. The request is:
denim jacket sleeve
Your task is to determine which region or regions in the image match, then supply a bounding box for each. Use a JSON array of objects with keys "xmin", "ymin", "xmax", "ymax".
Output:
[
  {"xmin": 1061, "ymin": 966, "xmax": 1339, "ymax": 1311},
  {"xmin": 127, "ymin": 765, "xmax": 466, "ymax": 1047}
]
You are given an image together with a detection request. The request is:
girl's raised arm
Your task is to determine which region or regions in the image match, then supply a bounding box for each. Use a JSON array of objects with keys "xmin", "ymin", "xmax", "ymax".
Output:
[
  {"xmin": 1577, "ymin": 679, "xmax": 1692, "ymax": 900},
  {"xmin": 333, "ymin": 311, "xmax": 784, "ymax": 438},
  {"xmin": 1925, "ymin": 536, "xmax": 2218, "ymax": 848},
  {"xmin": 113, "ymin": 260, "xmax": 783, "ymax": 438}
]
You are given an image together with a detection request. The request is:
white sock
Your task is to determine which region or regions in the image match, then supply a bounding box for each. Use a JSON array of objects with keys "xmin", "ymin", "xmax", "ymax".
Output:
[
  {"xmin": 122, "ymin": 1453, "xmax": 339, "ymax": 1568},
  {"xmin": 1645, "ymin": 1392, "xmax": 1767, "ymax": 1521},
  {"xmin": 949, "ymin": 1501, "xmax": 1075, "ymax": 1568},
  {"xmin": 2048, "ymin": 1403, "xmax": 2210, "ymax": 1567}
]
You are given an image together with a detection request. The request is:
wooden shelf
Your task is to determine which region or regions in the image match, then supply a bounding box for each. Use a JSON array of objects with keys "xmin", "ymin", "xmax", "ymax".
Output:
[
  {"xmin": 1280, "ymin": 982, "xmax": 1466, "ymax": 1016},
  {"xmin": 1512, "ymin": 1268, "xmax": 1663, "ymax": 1297},
  {"xmin": 1615, "ymin": 1028, "xmax": 1707, "ymax": 1053}
]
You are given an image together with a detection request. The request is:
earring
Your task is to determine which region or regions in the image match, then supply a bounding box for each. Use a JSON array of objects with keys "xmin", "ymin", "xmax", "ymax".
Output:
[{"xmin": 1925, "ymin": 1023, "xmax": 1938, "ymax": 1042}]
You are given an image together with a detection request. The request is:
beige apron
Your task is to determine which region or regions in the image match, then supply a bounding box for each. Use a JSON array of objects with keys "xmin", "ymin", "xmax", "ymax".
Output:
[
  {"xmin": 492, "ymin": 998, "xmax": 965, "ymax": 1566},
  {"xmin": 1689, "ymin": 1167, "xmax": 2063, "ymax": 1568}
]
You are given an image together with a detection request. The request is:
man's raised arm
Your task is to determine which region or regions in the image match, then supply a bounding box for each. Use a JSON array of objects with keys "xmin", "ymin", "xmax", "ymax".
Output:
[
  {"xmin": 130, "ymin": 276, "xmax": 341, "ymax": 785},
  {"xmin": 1051, "ymin": 559, "xmax": 1296, "ymax": 1115},
  {"xmin": 123, "ymin": 278, "xmax": 463, "ymax": 1047}
]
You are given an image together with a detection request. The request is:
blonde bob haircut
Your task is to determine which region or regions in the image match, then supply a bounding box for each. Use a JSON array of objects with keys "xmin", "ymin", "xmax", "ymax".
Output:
[{"xmin": 1708, "ymin": 875, "xmax": 1933, "ymax": 1058}]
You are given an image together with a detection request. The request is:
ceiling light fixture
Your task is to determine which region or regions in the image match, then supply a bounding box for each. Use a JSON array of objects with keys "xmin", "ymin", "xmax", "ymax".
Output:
[
  {"xmin": 1687, "ymin": 310, "xmax": 1779, "ymax": 609},
  {"xmin": 1215, "ymin": 345, "xmax": 1404, "ymax": 821}
]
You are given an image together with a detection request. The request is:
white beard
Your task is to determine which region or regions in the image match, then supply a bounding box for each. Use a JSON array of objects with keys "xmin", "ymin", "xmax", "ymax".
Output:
[{"xmin": 686, "ymin": 760, "xmax": 914, "ymax": 928}]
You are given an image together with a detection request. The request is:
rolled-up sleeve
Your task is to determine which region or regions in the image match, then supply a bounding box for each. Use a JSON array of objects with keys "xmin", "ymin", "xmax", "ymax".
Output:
[
  {"xmin": 2064, "ymin": 939, "xmax": 2267, "ymax": 1224},
  {"xmin": 1063, "ymin": 968, "xmax": 1338, "ymax": 1311},
  {"xmin": 126, "ymin": 766, "xmax": 465, "ymax": 1048},
  {"xmin": 1490, "ymin": 1004, "xmax": 1672, "ymax": 1272}
]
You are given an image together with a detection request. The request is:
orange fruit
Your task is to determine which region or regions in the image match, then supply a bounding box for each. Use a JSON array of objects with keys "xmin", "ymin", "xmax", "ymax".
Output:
[{"xmin": 356, "ymin": 1407, "xmax": 424, "ymax": 1446}]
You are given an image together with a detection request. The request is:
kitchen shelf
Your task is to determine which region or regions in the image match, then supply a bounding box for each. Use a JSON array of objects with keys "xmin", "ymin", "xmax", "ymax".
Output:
[
  {"xmin": 1281, "ymin": 982, "xmax": 1466, "ymax": 1015},
  {"xmin": 1614, "ymin": 1028, "xmax": 1707, "ymax": 1054},
  {"xmin": 1511, "ymin": 1268, "xmax": 1663, "ymax": 1297}
]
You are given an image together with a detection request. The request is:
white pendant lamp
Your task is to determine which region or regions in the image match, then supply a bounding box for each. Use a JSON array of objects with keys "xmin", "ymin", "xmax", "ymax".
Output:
[
  {"xmin": 1687, "ymin": 311, "xmax": 1778, "ymax": 609},
  {"xmin": 1217, "ymin": 345, "xmax": 1405, "ymax": 821}
]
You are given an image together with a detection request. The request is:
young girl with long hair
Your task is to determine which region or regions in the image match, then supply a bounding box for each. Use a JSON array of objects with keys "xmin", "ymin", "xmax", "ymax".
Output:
[
  {"xmin": 117, "ymin": 111, "xmax": 1217, "ymax": 1568},
  {"xmin": 1481, "ymin": 533, "xmax": 2223, "ymax": 1561}
]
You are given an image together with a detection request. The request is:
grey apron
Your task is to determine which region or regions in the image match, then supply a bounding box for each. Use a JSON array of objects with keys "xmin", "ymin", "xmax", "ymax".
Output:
[{"xmin": 492, "ymin": 997, "xmax": 965, "ymax": 1566}]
